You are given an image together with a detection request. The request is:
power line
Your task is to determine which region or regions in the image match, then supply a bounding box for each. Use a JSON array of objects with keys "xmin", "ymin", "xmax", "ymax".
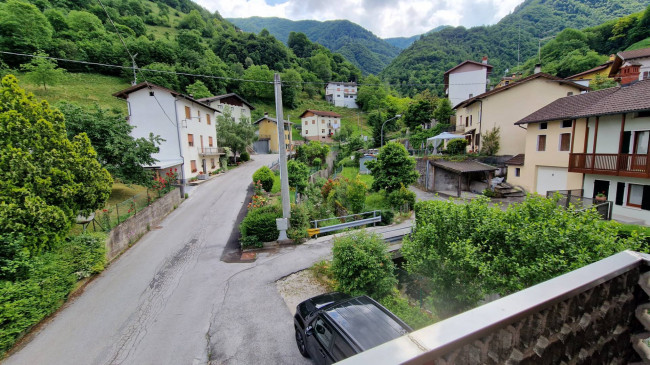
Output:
[{"xmin": 1, "ymin": 51, "xmax": 495, "ymax": 88}]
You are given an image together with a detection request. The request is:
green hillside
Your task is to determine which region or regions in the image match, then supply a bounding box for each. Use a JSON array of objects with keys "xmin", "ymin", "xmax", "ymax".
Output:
[
  {"xmin": 228, "ymin": 17, "xmax": 400, "ymax": 75},
  {"xmin": 381, "ymin": 0, "xmax": 650, "ymax": 96},
  {"xmin": 384, "ymin": 26, "xmax": 451, "ymax": 50}
]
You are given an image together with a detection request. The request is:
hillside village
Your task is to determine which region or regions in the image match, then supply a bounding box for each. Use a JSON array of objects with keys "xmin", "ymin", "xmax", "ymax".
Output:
[{"xmin": 2, "ymin": 0, "xmax": 650, "ymax": 364}]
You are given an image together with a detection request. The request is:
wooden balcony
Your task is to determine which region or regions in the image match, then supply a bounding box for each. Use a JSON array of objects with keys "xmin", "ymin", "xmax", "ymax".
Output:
[{"xmin": 568, "ymin": 153, "xmax": 650, "ymax": 178}]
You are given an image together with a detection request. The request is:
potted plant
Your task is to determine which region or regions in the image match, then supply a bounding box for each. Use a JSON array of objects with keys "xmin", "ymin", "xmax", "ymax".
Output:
[
  {"xmin": 198, "ymin": 171, "xmax": 208, "ymax": 180},
  {"xmin": 595, "ymin": 192, "xmax": 607, "ymax": 202}
]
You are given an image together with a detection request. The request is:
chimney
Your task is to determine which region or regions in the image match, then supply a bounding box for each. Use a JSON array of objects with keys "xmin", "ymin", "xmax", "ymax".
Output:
[
  {"xmin": 481, "ymin": 56, "xmax": 488, "ymax": 64},
  {"xmin": 534, "ymin": 63, "xmax": 542, "ymax": 74},
  {"xmin": 264, "ymin": 112, "xmax": 269, "ymax": 117}
]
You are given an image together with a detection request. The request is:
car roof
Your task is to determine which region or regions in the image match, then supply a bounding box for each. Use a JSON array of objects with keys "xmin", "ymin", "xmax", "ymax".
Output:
[{"xmin": 324, "ymin": 296, "xmax": 410, "ymax": 351}]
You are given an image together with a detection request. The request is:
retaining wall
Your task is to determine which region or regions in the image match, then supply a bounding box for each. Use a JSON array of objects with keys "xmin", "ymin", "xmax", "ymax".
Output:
[{"xmin": 105, "ymin": 188, "xmax": 182, "ymax": 261}]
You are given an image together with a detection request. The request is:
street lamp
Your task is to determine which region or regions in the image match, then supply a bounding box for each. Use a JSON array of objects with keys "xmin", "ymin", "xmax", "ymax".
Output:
[{"xmin": 381, "ymin": 114, "xmax": 402, "ymax": 147}]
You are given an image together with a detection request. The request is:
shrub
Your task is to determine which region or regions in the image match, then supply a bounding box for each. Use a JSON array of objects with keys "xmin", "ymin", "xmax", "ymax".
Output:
[
  {"xmin": 379, "ymin": 210, "xmax": 394, "ymax": 226},
  {"xmin": 252, "ymin": 166, "xmax": 274, "ymax": 192},
  {"xmin": 379, "ymin": 289, "xmax": 436, "ymax": 330},
  {"xmin": 388, "ymin": 184, "xmax": 416, "ymax": 211},
  {"xmin": 366, "ymin": 142, "xmax": 418, "ymax": 193},
  {"xmin": 445, "ymin": 139, "xmax": 468, "ymax": 155},
  {"xmin": 288, "ymin": 160, "xmax": 310, "ymax": 193},
  {"xmin": 288, "ymin": 203, "xmax": 310, "ymax": 241},
  {"xmin": 240, "ymin": 151, "xmax": 250, "ymax": 162},
  {"xmin": 240, "ymin": 204, "xmax": 282, "ymax": 243},
  {"xmin": 402, "ymin": 195, "xmax": 648, "ymax": 317},
  {"xmin": 331, "ymin": 230, "xmax": 396, "ymax": 299},
  {"xmin": 312, "ymin": 157, "xmax": 322, "ymax": 169},
  {"xmin": 0, "ymin": 233, "xmax": 106, "ymax": 355},
  {"xmin": 240, "ymin": 235, "xmax": 260, "ymax": 249}
]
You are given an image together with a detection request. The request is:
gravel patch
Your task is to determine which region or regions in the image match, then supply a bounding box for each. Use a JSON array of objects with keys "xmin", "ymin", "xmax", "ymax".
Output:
[{"xmin": 276, "ymin": 270, "xmax": 329, "ymax": 316}]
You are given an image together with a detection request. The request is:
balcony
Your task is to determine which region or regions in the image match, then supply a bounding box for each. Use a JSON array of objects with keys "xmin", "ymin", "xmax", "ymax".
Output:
[
  {"xmin": 568, "ymin": 153, "xmax": 650, "ymax": 178},
  {"xmin": 198, "ymin": 147, "xmax": 224, "ymax": 156}
]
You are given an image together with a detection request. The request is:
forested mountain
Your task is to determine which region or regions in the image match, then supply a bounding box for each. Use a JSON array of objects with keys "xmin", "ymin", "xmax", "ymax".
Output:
[
  {"xmin": 381, "ymin": 0, "xmax": 650, "ymax": 96},
  {"xmin": 384, "ymin": 25, "xmax": 450, "ymax": 50},
  {"xmin": 0, "ymin": 0, "xmax": 361, "ymax": 108},
  {"xmin": 228, "ymin": 17, "xmax": 400, "ymax": 75}
]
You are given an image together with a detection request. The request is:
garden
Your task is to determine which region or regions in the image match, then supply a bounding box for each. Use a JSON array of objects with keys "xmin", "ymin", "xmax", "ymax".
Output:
[{"xmin": 239, "ymin": 140, "xmax": 420, "ymax": 248}]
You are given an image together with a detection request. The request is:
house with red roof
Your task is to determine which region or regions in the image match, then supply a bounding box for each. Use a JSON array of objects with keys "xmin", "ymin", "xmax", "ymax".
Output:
[{"xmin": 299, "ymin": 109, "xmax": 342, "ymax": 141}]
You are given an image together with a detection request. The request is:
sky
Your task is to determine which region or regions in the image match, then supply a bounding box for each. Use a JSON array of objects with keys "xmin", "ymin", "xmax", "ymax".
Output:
[{"xmin": 195, "ymin": 0, "xmax": 526, "ymax": 38}]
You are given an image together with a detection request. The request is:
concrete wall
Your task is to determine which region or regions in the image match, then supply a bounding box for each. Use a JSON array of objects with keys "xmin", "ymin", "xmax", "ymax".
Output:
[
  {"xmin": 448, "ymin": 64, "xmax": 488, "ymax": 107},
  {"xmin": 106, "ymin": 189, "xmax": 182, "ymax": 261}
]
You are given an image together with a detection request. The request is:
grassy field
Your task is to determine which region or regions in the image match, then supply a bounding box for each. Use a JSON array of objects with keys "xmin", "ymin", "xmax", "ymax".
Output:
[
  {"xmin": 627, "ymin": 37, "xmax": 650, "ymax": 51},
  {"xmin": 107, "ymin": 183, "xmax": 149, "ymax": 206},
  {"xmin": 340, "ymin": 167, "xmax": 373, "ymax": 186},
  {"xmin": 18, "ymin": 72, "xmax": 130, "ymax": 113}
]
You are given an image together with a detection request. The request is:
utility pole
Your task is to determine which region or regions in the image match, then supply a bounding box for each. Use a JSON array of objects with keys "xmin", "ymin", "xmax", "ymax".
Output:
[{"xmin": 274, "ymin": 73, "xmax": 291, "ymax": 240}]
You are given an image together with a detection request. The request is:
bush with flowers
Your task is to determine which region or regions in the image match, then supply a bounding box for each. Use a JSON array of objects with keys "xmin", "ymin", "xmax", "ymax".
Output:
[{"xmin": 151, "ymin": 168, "xmax": 178, "ymax": 194}]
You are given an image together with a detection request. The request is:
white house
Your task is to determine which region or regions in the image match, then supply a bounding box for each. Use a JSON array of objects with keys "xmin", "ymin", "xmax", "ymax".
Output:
[
  {"xmin": 444, "ymin": 57, "xmax": 493, "ymax": 108},
  {"xmin": 198, "ymin": 93, "xmax": 255, "ymax": 123},
  {"xmin": 609, "ymin": 47, "xmax": 650, "ymax": 83},
  {"xmin": 113, "ymin": 82, "xmax": 223, "ymax": 184},
  {"xmin": 299, "ymin": 109, "xmax": 342, "ymax": 141},
  {"xmin": 325, "ymin": 82, "xmax": 358, "ymax": 108}
]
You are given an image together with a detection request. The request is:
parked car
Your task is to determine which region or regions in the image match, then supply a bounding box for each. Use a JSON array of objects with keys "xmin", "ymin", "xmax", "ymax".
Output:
[{"xmin": 294, "ymin": 292, "xmax": 412, "ymax": 364}]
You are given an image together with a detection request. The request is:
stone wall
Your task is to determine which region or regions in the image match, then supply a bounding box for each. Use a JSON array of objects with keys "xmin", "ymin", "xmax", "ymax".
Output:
[
  {"xmin": 105, "ymin": 188, "xmax": 182, "ymax": 261},
  {"xmin": 433, "ymin": 267, "xmax": 644, "ymax": 364},
  {"xmin": 415, "ymin": 158, "xmax": 430, "ymax": 190}
]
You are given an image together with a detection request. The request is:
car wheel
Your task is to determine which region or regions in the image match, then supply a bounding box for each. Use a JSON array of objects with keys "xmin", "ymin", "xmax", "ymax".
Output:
[{"xmin": 295, "ymin": 327, "xmax": 310, "ymax": 358}]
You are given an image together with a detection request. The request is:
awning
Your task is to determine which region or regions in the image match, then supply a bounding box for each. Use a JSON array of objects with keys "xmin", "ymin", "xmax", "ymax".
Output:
[
  {"xmin": 427, "ymin": 132, "xmax": 466, "ymax": 141},
  {"xmin": 463, "ymin": 128, "xmax": 476, "ymax": 135}
]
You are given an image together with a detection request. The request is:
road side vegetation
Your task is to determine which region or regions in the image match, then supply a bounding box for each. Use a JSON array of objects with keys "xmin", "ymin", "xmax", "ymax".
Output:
[{"xmin": 402, "ymin": 195, "xmax": 649, "ymax": 318}]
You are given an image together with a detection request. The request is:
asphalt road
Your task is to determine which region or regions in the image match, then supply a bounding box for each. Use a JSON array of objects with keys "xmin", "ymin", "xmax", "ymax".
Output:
[{"xmin": 2, "ymin": 153, "xmax": 315, "ymax": 365}]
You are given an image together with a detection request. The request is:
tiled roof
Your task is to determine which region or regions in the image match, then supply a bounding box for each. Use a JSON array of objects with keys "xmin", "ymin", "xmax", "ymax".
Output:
[
  {"xmin": 566, "ymin": 61, "xmax": 613, "ymax": 79},
  {"xmin": 454, "ymin": 73, "xmax": 589, "ymax": 109},
  {"xmin": 198, "ymin": 93, "xmax": 255, "ymax": 110},
  {"xmin": 505, "ymin": 154, "xmax": 525, "ymax": 166},
  {"xmin": 299, "ymin": 109, "xmax": 342, "ymax": 118},
  {"xmin": 113, "ymin": 82, "xmax": 219, "ymax": 112},
  {"xmin": 516, "ymin": 80, "xmax": 650, "ymax": 125},
  {"xmin": 618, "ymin": 48, "xmax": 650, "ymax": 61},
  {"xmin": 431, "ymin": 159, "xmax": 497, "ymax": 174},
  {"xmin": 253, "ymin": 116, "xmax": 292, "ymax": 125}
]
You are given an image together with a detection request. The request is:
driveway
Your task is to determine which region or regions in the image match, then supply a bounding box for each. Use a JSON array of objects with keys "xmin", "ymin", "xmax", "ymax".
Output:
[{"xmin": 3, "ymin": 153, "xmax": 310, "ymax": 365}]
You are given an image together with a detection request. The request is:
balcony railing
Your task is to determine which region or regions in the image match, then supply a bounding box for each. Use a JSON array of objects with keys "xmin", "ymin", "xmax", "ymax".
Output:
[
  {"xmin": 198, "ymin": 147, "xmax": 223, "ymax": 155},
  {"xmin": 568, "ymin": 153, "xmax": 650, "ymax": 177}
]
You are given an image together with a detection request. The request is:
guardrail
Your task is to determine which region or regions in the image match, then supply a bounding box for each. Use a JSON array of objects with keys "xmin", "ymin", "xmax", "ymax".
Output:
[{"xmin": 308, "ymin": 211, "xmax": 381, "ymax": 237}]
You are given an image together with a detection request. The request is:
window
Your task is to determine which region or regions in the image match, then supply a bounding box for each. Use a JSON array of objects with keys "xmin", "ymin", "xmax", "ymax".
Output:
[
  {"xmin": 515, "ymin": 168, "xmax": 521, "ymax": 177},
  {"xmin": 206, "ymin": 114, "xmax": 211, "ymax": 125},
  {"xmin": 197, "ymin": 110, "xmax": 201, "ymax": 122},
  {"xmin": 305, "ymin": 130, "xmax": 308, "ymax": 135},
  {"xmin": 537, "ymin": 135, "xmax": 546, "ymax": 151},
  {"xmin": 321, "ymin": 120, "xmax": 325, "ymax": 124},
  {"xmin": 634, "ymin": 130, "xmax": 649, "ymax": 154},
  {"xmin": 628, "ymin": 184, "xmax": 644, "ymax": 208},
  {"xmin": 540, "ymin": 122, "xmax": 548, "ymax": 130},
  {"xmin": 469, "ymin": 93, "xmax": 473, "ymax": 98},
  {"xmin": 567, "ymin": 92, "xmax": 574, "ymax": 96},
  {"xmin": 312, "ymin": 120, "xmax": 316, "ymax": 124},
  {"xmin": 210, "ymin": 158, "xmax": 215, "ymax": 169},
  {"xmin": 209, "ymin": 136, "xmax": 213, "ymax": 147},
  {"xmin": 305, "ymin": 121, "xmax": 308, "ymax": 126},
  {"xmin": 190, "ymin": 160, "xmax": 197, "ymax": 173},
  {"xmin": 185, "ymin": 106, "xmax": 191, "ymax": 119},
  {"xmin": 643, "ymin": 71, "xmax": 650, "ymax": 80},
  {"xmin": 559, "ymin": 133, "xmax": 571, "ymax": 151},
  {"xmin": 475, "ymin": 133, "xmax": 480, "ymax": 146},
  {"xmin": 562, "ymin": 120, "xmax": 572, "ymax": 128},
  {"xmin": 470, "ymin": 115, "xmax": 473, "ymax": 126},
  {"xmin": 321, "ymin": 129, "xmax": 325, "ymax": 134},
  {"xmin": 187, "ymin": 134, "xmax": 194, "ymax": 147},
  {"xmin": 465, "ymin": 116, "xmax": 469, "ymax": 127}
]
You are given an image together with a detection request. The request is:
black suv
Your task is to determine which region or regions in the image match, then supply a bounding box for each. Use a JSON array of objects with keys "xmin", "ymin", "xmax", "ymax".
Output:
[{"xmin": 294, "ymin": 292, "xmax": 412, "ymax": 364}]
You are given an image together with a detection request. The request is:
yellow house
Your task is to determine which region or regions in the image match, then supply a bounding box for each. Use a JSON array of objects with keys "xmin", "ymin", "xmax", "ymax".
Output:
[
  {"xmin": 454, "ymin": 73, "xmax": 589, "ymax": 156},
  {"xmin": 566, "ymin": 57, "xmax": 615, "ymax": 87},
  {"xmin": 254, "ymin": 113, "xmax": 293, "ymax": 154}
]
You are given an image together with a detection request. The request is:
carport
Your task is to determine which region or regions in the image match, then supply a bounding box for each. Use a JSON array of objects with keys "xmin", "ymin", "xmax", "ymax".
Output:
[{"xmin": 430, "ymin": 160, "xmax": 498, "ymax": 197}]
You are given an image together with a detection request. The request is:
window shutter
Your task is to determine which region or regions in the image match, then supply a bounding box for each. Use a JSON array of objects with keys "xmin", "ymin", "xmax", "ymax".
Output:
[
  {"xmin": 207, "ymin": 114, "xmax": 211, "ymax": 125},
  {"xmin": 615, "ymin": 182, "xmax": 625, "ymax": 206},
  {"xmin": 642, "ymin": 185, "xmax": 650, "ymax": 211},
  {"xmin": 185, "ymin": 106, "xmax": 191, "ymax": 119}
]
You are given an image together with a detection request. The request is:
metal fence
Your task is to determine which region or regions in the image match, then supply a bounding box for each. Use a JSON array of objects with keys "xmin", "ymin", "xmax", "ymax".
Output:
[
  {"xmin": 308, "ymin": 211, "xmax": 382, "ymax": 237},
  {"xmin": 546, "ymin": 189, "xmax": 613, "ymax": 220},
  {"xmin": 85, "ymin": 188, "xmax": 172, "ymax": 232}
]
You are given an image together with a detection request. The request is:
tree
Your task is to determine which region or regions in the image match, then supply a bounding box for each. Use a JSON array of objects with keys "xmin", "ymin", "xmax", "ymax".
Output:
[
  {"xmin": 295, "ymin": 140, "xmax": 330, "ymax": 166},
  {"xmin": 433, "ymin": 98, "xmax": 455, "ymax": 124},
  {"xmin": 402, "ymin": 91, "xmax": 436, "ymax": 130},
  {"xmin": 590, "ymin": 74, "xmax": 617, "ymax": 90},
  {"xmin": 20, "ymin": 52, "xmax": 66, "ymax": 90},
  {"xmin": 185, "ymin": 80, "xmax": 212, "ymax": 99},
  {"xmin": 480, "ymin": 126, "xmax": 500, "ymax": 156},
  {"xmin": 0, "ymin": 0, "xmax": 53, "ymax": 55},
  {"xmin": 178, "ymin": 9, "xmax": 206, "ymax": 31},
  {"xmin": 216, "ymin": 107, "xmax": 256, "ymax": 162},
  {"xmin": 239, "ymin": 64, "xmax": 274, "ymax": 101},
  {"xmin": 281, "ymin": 68, "xmax": 303, "ymax": 108},
  {"xmin": 366, "ymin": 142, "xmax": 418, "ymax": 193},
  {"xmin": 287, "ymin": 160, "xmax": 309, "ymax": 193},
  {"xmin": 0, "ymin": 75, "xmax": 112, "ymax": 256},
  {"xmin": 309, "ymin": 52, "xmax": 332, "ymax": 82},
  {"xmin": 288, "ymin": 32, "xmax": 315, "ymax": 58},
  {"xmin": 356, "ymin": 75, "xmax": 388, "ymax": 112},
  {"xmin": 58, "ymin": 102, "xmax": 162, "ymax": 185}
]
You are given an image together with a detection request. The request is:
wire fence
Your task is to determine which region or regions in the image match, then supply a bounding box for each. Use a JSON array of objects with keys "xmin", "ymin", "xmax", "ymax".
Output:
[{"xmin": 84, "ymin": 188, "xmax": 173, "ymax": 232}]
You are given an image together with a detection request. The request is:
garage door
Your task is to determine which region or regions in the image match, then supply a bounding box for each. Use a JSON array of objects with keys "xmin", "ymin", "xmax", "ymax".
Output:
[{"xmin": 536, "ymin": 166, "xmax": 568, "ymax": 195}]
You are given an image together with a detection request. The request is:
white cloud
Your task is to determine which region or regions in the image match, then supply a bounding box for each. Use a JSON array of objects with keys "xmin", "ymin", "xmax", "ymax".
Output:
[{"xmin": 195, "ymin": 0, "xmax": 525, "ymax": 38}]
